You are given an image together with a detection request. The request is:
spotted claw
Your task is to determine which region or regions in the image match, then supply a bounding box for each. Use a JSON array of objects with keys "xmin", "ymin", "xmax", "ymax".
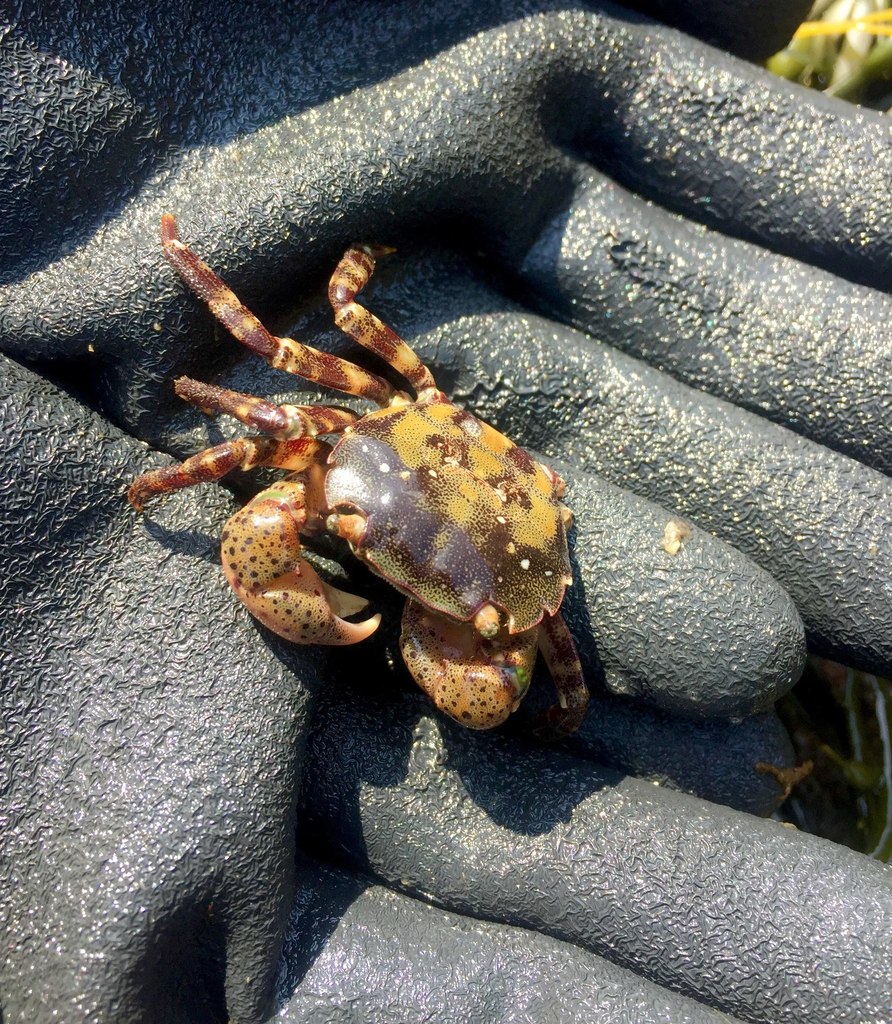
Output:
[
  {"xmin": 222, "ymin": 483, "xmax": 380, "ymax": 645},
  {"xmin": 399, "ymin": 599, "xmax": 537, "ymax": 729},
  {"xmin": 235, "ymin": 559, "xmax": 382, "ymax": 645}
]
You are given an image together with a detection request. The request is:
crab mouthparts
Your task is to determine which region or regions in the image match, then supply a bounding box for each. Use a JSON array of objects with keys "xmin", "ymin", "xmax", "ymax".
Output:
[
  {"xmin": 473, "ymin": 603, "xmax": 502, "ymax": 639},
  {"xmin": 326, "ymin": 511, "xmax": 367, "ymax": 547}
]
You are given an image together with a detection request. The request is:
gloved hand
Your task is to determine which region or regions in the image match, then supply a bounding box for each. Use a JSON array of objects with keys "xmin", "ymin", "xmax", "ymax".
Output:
[{"xmin": 2, "ymin": 2, "xmax": 891, "ymax": 1023}]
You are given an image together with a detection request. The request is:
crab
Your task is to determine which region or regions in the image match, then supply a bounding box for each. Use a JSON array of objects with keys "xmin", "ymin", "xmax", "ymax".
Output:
[{"xmin": 129, "ymin": 215, "xmax": 589, "ymax": 733}]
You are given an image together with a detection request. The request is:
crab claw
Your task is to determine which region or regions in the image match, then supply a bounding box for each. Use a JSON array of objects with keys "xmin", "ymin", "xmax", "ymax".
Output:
[
  {"xmin": 222, "ymin": 484, "xmax": 380, "ymax": 646},
  {"xmin": 399, "ymin": 599, "xmax": 538, "ymax": 729},
  {"xmin": 236, "ymin": 561, "xmax": 382, "ymax": 645}
]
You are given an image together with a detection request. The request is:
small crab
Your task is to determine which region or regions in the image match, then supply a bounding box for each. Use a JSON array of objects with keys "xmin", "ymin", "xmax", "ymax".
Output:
[{"xmin": 129, "ymin": 215, "xmax": 589, "ymax": 733}]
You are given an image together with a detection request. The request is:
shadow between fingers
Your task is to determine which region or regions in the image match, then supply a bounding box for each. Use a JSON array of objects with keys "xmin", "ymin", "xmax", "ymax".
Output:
[
  {"xmin": 274, "ymin": 856, "xmax": 371, "ymax": 1007},
  {"xmin": 298, "ymin": 642, "xmax": 616, "ymax": 899}
]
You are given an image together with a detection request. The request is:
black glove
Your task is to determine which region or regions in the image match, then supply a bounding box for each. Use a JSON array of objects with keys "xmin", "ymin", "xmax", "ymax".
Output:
[{"xmin": 2, "ymin": 2, "xmax": 891, "ymax": 1022}]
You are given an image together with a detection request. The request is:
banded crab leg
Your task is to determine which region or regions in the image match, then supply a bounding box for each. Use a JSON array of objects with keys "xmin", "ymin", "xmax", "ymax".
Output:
[
  {"xmin": 127, "ymin": 435, "xmax": 330, "ymax": 512},
  {"xmin": 160, "ymin": 214, "xmax": 403, "ymax": 406},
  {"xmin": 328, "ymin": 245, "xmax": 438, "ymax": 397},
  {"xmin": 536, "ymin": 612, "xmax": 589, "ymax": 736},
  {"xmin": 173, "ymin": 376, "xmax": 359, "ymax": 439}
]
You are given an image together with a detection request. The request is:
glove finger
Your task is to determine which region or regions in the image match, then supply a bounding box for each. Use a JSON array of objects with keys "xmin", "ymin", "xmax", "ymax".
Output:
[
  {"xmin": 4, "ymin": 5, "xmax": 874, "ymax": 410},
  {"xmin": 306, "ymin": 473, "xmax": 798, "ymax": 815},
  {"xmin": 553, "ymin": 457, "xmax": 805, "ymax": 718},
  {"xmin": 513, "ymin": 691, "xmax": 797, "ymax": 817},
  {"xmin": 565, "ymin": 7, "xmax": 892, "ymax": 289},
  {"xmin": 298, "ymin": 548, "xmax": 796, "ymax": 816},
  {"xmin": 300, "ymin": 684, "xmax": 892, "ymax": 1024},
  {"xmin": 5, "ymin": 3, "xmax": 890, "ymax": 384},
  {"xmin": 0, "ymin": 0, "xmax": 828, "ymax": 288},
  {"xmin": 0, "ymin": 355, "xmax": 316, "ymax": 1023},
  {"xmin": 276, "ymin": 857, "xmax": 744, "ymax": 1024},
  {"xmin": 515, "ymin": 169, "xmax": 892, "ymax": 474}
]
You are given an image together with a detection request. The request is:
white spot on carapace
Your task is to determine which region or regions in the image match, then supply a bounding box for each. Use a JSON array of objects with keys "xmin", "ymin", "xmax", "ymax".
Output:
[
  {"xmin": 428, "ymin": 469, "xmax": 438, "ymax": 478},
  {"xmin": 520, "ymin": 558, "xmax": 530, "ymax": 570},
  {"xmin": 379, "ymin": 462, "xmax": 390, "ymax": 473},
  {"xmin": 544, "ymin": 570, "xmax": 553, "ymax": 577},
  {"xmin": 496, "ymin": 515, "xmax": 507, "ymax": 524}
]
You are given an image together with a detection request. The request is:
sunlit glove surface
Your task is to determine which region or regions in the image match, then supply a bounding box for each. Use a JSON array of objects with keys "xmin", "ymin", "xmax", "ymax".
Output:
[{"xmin": 1, "ymin": 1, "xmax": 891, "ymax": 1022}]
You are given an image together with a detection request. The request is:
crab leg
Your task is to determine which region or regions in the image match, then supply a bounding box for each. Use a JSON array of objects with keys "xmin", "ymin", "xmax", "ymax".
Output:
[
  {"xmin": 329, "ymin": 246, "xmax": 438, "ymax": 395},
  {"xmin": 161, "ymin": 214, "xmax": 400, "ymax": 406},
  {"xmin": 174, "ymin": 376, "xmax": 359, "ymax": 439},
  {"xmin": 537, "ymin": 612, "xmax": 589, "ymax": 735},
  {"xmin": 223, "ymin": 476, "xmax": 380, "ymax": 645},
  {"xmin": 127, "ymin": 435, "xmax": 327, "ymax": 512}
]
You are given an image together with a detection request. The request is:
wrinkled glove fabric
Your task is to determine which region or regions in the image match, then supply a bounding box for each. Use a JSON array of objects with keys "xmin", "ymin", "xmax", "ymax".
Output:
[{"xmin": 1, "ymin": 2, "xmax": 891, "ymax": 1023}]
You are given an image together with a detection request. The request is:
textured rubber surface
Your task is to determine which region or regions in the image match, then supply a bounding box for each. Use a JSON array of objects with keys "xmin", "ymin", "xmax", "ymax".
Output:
[
  {"xmin": 520, "ymin": 172, "xmax": 892, "ymax": 473},
  {"xmin": 538, "ymin": 456, "xmax": 804, "ymax": 718},
  {"xmin": 0, "ymin": 355, "xmax": 319, "ymax": 1023},
  {"xmin": 301, "ymin": 692, "xmax": 892, "ymax": 1024},
  {"xmin": 2, "ymin": 1, "xmax": 891, "ymax": 1022},
  {"xmin": 277, "ymin": 859, "xmax": 746, "ymax": 1023}
]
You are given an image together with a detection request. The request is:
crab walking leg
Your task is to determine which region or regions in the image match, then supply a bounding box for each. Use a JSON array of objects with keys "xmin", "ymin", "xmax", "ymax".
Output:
[
  {"xmin": 399, "ymin": 599, "xmax": 538, "ymax": 729},
  {"xmin": 538, "ymin": 612, "xmax": 590, "ymax": 735},
  {"xmin": 160, "ymin": 214, "xmax": 399, "ymax": 406},
  {"xmin": 174, "ymin": 376, "xmax": 359, "ymax": 439},
  {"xmin": 329, "ymin": 246, "xmax": 438, "ymax": 395},
  {"xmin": 223, "ymin": 477, "xmax": 380, "ymax": 645},
  {"xmin": 127, "ymin": 435, "xmax": 328, "ymax": 511}
]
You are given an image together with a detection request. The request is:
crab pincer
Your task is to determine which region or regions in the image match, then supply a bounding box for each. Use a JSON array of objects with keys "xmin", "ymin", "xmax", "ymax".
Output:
[
  {"xmin": 399, "ymin": 599, "xmax": 537, "ymax": 729},
  {"xmin": 221, "ymin": 478, "xmax": 381, "ymax": 645}
]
